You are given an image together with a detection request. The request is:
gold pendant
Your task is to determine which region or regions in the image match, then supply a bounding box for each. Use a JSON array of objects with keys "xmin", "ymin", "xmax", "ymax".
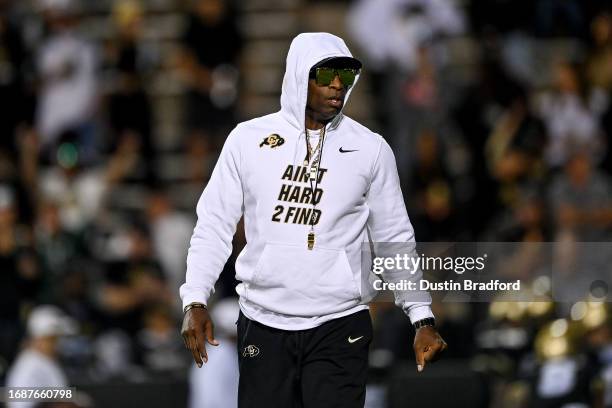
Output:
[{"xmin": 307, "ymin": 232, "xmax": 315, "ymax": 250}]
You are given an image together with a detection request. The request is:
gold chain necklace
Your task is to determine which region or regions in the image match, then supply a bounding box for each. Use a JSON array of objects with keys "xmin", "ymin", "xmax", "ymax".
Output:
[
  {"xmin": 304, "ymin": 127, "xmax": 326, "ymax": 249},
  {"xmin": 303, "ymin": 129, "xmax": 323, "ymax": 166}
]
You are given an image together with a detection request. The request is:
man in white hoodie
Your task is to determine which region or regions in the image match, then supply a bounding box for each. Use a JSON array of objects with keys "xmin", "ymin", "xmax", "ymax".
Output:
[{"xmin": 180, "ymin": 32, "xmax": 447, "ymax": 407}]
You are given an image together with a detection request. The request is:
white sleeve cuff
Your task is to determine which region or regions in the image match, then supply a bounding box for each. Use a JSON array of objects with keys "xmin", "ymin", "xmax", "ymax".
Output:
[
  {"xmin": 180, "ymin": 288, "xmax": 209, "ymax": 311},
  {"xmin": 406, "ymin": 305, "xmax": 434, "ymax": 324}
]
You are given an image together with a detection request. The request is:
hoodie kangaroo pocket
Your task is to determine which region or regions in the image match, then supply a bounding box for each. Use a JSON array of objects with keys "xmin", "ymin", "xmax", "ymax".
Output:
[{"xmin": 248, "ymin": 242, "xmax": 361, "ymax": 317}]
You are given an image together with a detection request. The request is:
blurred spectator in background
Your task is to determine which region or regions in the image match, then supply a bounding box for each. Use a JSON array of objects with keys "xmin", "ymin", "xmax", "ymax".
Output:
[
  {"xmin": 521, "ymin": 318, "xmax": 597, "ymax": 408},
  {"xmin": 96, "ymin": 221, "xmax": 172, "ymax": 336},
  {"xmin": 348, "ymin": 0, "xmax": 465, "ymax": 158},
  {"xmin": 177, "ymin": 0, "xmax": 242, "ymax": 155},
  {"xmin": 534, "ymin": 0, "xmax": 588, "ymax": 38},
  {"xmin": 485, "ymin": 86, "xmax": 547, "ymax": 212},
  {"xmin": 38, "ymin": 131, "xmax": 139, "ymax": 233},
  {"xmin": 587, "ymin": 12, "xmax": 612, "ymax": 93},
  {"xmin": 35, "ymin": 199, "xmax": 86, "ymax": 302},
  {"xmin": 536, "ymin": 61, "xmax": 602, "ymax": 168},
  {"xmin": 409, "ymin": 129, "xmax": 459, "ymax": 241},
  {"xmin": 0, "ymin": 186, "xmax": 42, "ymax": 369},
  {"xmin": 484, "ymin": 189, "xmax": 551, "ymax": 243},
  {"xmin": 104, "ymin": 0, "xmax": 157, "ymax": 185},
  {"xmin": 574, "ymin": 302, "xmax": 612, "ymax": 408},
  {"xmin": 55, "ymin": 266, "xmax": 97, "ymax": 336},
  {"xmin": 546, "ymin": 152, "xmax": 612, "ymax": 306},
  {"xmin": 147, "ymin": 190, "xmax": 193, "ymax": 309},
  {"xmin": 6, "ymin": 305, "xmax": 75, "ymax": 408},
  {"xmin": 590, "ymin": 12, "xmax": 612, "ymax": 177},
  {"xmin": 0, "ymin": 0, "xmax": 38, "ymax": 226},
  {"xmin": 0, "ymin": 0, "xmax": 33, "ymax": 158},
  {"xmin": 91, "ymin": 328, "xmax": 134, "ymax": 381},
  {"xmin": 348, "ymin": 0, "xmax": 465, "ymax": 74},
  {"xmin": 549, "ymin": 149, "xmax": 612, "ymax": 241},
  {"xmin": 188, "ymin": 297, "xmax": 239, "ymax": 408},
  {"xmin": 136, "ymin": 303, "xmax": 186, "ymax": 374},
  {"xmin": 452, "ymin": 58, "xmax": 522, "ymax": 235},
  {"xmin": 92, "ymin": 230, "xmax": 173, "ymax": 381},
  {"xmin": 36, "ymin": 0, "xmax": 99, "ymax": 163}
]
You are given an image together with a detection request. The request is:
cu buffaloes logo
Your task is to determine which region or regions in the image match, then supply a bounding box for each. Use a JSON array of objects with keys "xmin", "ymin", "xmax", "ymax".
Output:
[
  {"xmin": 243, "ymin": 345, "xmax": 260, "ymax": 358},
  {"xmin": 260, "ymin": 134, "xmax": 285, "ymax": 148}
]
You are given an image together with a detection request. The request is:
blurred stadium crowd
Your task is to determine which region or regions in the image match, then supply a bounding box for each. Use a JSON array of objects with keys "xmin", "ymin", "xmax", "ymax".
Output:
[{"xmin": 2, "ymin": 0, "xmax": 612, "ymax": 406}]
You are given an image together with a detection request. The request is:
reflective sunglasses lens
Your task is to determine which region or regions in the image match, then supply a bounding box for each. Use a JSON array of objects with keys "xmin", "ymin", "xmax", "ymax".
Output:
[
  {"xmin": 316, "ymin": 68, "xmax": 335, "ymax": 86},
  {"xmin": 338, "ymin": 69, "xmax": 356, "ymax": 86}
]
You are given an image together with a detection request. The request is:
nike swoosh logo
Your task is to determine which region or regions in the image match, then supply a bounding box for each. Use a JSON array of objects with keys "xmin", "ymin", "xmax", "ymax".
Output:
[
  {"xmin": 348, "ymin": 336, "xmax": 364, "ymax": 344},
  {"xmin": 339, "ymin": 147, "xmax": 359, "ymax": 153}
]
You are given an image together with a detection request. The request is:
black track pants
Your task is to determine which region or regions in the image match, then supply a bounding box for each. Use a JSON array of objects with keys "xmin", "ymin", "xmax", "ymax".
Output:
[{"xmin": 237, "ymin": 310, "xmax": 373, "ymax": 408}]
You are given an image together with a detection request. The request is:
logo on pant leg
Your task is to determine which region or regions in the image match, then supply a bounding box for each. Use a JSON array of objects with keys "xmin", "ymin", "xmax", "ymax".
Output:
[{"xmin": 243, "ymin": 345, "xmax": 260, "ymax": 358}]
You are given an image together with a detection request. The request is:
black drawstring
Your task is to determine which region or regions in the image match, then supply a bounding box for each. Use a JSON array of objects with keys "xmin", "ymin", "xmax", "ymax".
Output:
[{"xmin": 304, "ymin": 127, "xmax": 310, "ymax": 164}]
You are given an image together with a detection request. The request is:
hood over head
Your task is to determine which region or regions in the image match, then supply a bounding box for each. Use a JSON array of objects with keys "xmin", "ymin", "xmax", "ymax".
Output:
[{"xmin": 280, "ymin": 32, "xmax": 362, "ymax": 131}]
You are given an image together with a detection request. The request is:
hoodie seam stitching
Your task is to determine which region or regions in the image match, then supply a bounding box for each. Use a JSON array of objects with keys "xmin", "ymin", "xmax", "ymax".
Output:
[
  {"xmin": 366, "ymin": 137, "xmax": 384, "ymax": 198},
  {"xmin": 234, "ymin": 124, "xmax": 246, "ymax": 210}
]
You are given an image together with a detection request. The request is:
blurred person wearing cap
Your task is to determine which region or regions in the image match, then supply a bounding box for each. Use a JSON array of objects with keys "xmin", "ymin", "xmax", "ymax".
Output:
[
  {"xmin": 5, "ymin": 305, "xmax": 75, "ymax": 408},
  {"xmin": 180, "ymin": 33, "xmax": 446, "ymax": 407},
  {"xmin": 188, "ymin": 298, "xmax": 239, "ymax": 408}
]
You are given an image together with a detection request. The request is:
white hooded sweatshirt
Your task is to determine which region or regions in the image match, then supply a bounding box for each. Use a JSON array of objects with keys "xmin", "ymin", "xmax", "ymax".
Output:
[{"xmin": 180, "ymin": 32, "xmax": 434, "ymax": 330}]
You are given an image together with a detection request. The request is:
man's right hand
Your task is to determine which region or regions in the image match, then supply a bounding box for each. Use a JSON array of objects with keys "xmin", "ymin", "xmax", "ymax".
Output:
[{"xmin": 181, "ymin": 307, "xmax": 219, "ymax": 367}]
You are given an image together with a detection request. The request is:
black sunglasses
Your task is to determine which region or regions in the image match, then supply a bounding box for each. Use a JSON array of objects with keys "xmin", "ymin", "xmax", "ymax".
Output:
[{"xmin": 309, "ymin": 67, "xmax": 359, "ymax": 87}]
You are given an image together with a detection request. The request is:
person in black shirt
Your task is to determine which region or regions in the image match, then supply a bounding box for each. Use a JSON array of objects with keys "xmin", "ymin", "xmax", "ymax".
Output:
[{"xmin": 178, "ymin": 0, "xmax": 243, "ymax": 151}]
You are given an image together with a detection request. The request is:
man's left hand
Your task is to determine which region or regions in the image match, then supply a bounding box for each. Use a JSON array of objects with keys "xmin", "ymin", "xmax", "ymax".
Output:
[{"xmin": 414, "ymin": 326, "xmax": 447, "ymax": 372}]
